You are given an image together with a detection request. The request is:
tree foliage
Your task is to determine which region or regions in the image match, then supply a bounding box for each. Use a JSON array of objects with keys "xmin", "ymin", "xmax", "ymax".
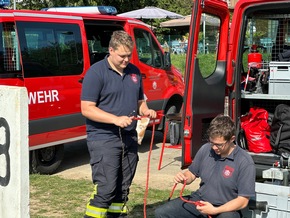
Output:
[
  {"xmin": 157, "ymin": 0, "xmax": 192, "ymax": 16},
  {"xmin": 12, "ymin": 0, "xmax": 191, "ymax": 41}
]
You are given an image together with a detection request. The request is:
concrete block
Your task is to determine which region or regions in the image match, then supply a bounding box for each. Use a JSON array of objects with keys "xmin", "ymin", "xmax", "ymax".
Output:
[{"xmin": 0, "ymin": 85, "xmax": 29, "ymax": 218}]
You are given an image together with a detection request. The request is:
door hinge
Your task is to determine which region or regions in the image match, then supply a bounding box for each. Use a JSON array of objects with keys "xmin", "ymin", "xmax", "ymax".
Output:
[{"xmin": 201, "ymin": 0, "xmax": 205, "ymax": 8}]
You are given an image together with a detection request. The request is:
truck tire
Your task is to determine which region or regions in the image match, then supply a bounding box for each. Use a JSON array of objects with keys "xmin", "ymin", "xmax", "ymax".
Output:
[
  {"xmin": 165, "ymin": 105, "xmax": 177, "ymax": 143},
  {"xmin": 30, "ymin": 144, "xmax": 64, "ymax": 174},
  {"xmin": 169, "ymin": 121, "xmax": 181, "ymax": 145}
]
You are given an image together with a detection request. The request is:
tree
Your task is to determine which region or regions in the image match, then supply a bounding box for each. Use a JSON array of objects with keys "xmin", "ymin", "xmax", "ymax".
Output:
[
  {"xmin": 157, "ymin": 0, "xmax": 192, "ymax": 16},
  {"xmin": 13, "ymin": 0, "xmax": 191, "ymax": 15},
  {"xmin": 12, "ymin": 0, "xmax": 192, "ymax": 38}
]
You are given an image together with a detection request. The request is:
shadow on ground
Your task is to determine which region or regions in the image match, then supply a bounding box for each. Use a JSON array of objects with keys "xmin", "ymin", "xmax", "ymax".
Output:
[{"xmin": 56, "ymin": 129, "xmax": 165, "ymax": 173}]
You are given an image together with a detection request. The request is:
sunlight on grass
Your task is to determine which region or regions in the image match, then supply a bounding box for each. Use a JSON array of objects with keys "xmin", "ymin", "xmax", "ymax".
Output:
[
  {"xmin": 30, "ymin": 174, "xmax": 191, "ymax": 218},
  {"xmin": 171, "ymin": 53, "xmax": 217, "ymax": 78}
]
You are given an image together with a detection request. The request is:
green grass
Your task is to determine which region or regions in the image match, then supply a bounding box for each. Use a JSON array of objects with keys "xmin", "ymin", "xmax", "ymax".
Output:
[
  {"xmin": 30, "ymin": 174, "xmax": 92, "ymax": 217},
  {"xmin": 173, "ymin": 50, "xmax": 272, "ymax": 79},
  {"xmin": 171, "ymin": 53, "xmax": 217, "ymax": 78},
  {"xmin": 30, "ymin": 174, "xmax": 190, "ymax": 218},
  {"xmin": 171, "ymin": 53, "xmax": 186, "ymax": 75}
]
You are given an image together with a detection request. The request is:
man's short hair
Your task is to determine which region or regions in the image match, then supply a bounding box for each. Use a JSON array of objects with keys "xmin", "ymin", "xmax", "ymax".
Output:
[
  {"xmin": 207, "ymin": 114, "xmax": 235, "ymax": 141},
  {"xmin": 109, "ymin": 30, "xmax": 134, "ymax": 51}
]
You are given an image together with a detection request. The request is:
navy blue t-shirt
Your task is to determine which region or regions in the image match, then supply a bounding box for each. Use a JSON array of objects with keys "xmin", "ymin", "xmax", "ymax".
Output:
[
  {"xmin": 188, "ymin": 143, "xmax": 256, "ymax": 206},
  {"xmin": 81, "ymin": 57, "xmax": 144, "ymax": 140}
]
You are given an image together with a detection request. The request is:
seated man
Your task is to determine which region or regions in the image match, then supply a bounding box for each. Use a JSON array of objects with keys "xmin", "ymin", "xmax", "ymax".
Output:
[{"xmin": 155, "ymin": 114, "xmax": 256, "ymax": 218}]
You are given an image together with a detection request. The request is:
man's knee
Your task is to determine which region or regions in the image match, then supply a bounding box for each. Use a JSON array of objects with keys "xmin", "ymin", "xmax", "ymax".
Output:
[
  {"xmin": 154, "ymin": 205, "xmax": 167, "ymax": 218},
  {"xmin": 216, "ymin": 211, "xmax": 241, "ymax": 218}
]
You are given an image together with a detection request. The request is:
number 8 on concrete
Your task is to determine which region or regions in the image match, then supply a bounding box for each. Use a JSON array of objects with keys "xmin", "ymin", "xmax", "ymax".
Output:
[{"xmin": 0, "ymin": 117, "xmax": 10, "ymax": 187}]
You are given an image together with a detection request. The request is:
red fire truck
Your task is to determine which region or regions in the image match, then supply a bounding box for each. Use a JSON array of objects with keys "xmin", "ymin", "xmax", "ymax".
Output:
[
  {"xmin": 0, "ymin": 4, "xmax": 184, "ymax": 174},
  {"xmin": 181, "ymin": 0, "xmax": 290, "ymax": 216}
]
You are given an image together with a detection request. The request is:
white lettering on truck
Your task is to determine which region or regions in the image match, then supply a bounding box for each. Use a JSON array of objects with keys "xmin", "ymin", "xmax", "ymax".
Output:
[{"xmin": 29, "ymin": 90, "xmax": 59, "ymax": 104}]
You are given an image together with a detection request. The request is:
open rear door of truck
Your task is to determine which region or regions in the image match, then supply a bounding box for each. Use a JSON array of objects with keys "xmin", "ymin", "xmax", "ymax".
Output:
[
  {"xmin": 181, "ymin": 0, "xmax": 230, "ymax": 168},
  {"xmin": 182, "ymin": 0, "xmax": 290, "ymax": 169}
]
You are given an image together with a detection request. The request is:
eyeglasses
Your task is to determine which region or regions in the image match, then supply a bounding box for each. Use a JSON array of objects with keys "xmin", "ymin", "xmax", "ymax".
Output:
[{"xmin": 209, "ymin": 141, "xmax": 228, "ymax": 148}]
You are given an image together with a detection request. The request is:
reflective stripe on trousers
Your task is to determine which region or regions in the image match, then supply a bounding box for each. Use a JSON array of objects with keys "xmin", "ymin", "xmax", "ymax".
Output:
[
  {"xmin": 85, "ymin": 185, "xmax": 107, "ymax": 218},
  {"xmin": 85, "ymin": 203, "xmax": 127, "ymax": 218},
  {"xmin": 108, "ymin": 203, "xmax": 128, "ymax": 214},
  {"xmin": 85, "ymin": 203, "xmax": 108, "ymax": 218},
  {"xmin": 85, "ymin": 185, "xmax": 127, "ymax": 217}
]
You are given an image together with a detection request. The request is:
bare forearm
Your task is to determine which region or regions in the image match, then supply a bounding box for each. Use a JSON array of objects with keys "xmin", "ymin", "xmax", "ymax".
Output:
[
  {"xmin": 213, "ymin": 196, "xmax": 249, "ymax": 214},
  {"xmin": 138, "ymin": 100, "xmax": 149, "ymax": 116},
  {"xmin": 197, "ymin": 196, "xmax": 249, "ymax": 216},
  {"xmin": 138, "ymin": 100, "xmax": 157, "ymax": 118},
  {"xmin": 81, "ymin": 102, "xmax": 117, "ymax": 124},
  {"xmin": 81, "ymin": 101, "xmax": 134, "ymax": 128}
]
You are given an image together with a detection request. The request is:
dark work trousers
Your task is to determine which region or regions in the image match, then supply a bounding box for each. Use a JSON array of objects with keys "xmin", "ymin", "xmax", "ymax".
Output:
[
  {"xmin": 154, "ymin": 192, "xmax": 242, "ymax": 218},
  {"xmin": 86, "ymin": 130, "xmax": 139, "ymax": 217}
]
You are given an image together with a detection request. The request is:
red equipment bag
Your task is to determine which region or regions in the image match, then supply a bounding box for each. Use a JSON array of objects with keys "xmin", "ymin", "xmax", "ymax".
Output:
[{"xmin": 241, "ymin": 107, "xmax": 272, "ymax": 153}]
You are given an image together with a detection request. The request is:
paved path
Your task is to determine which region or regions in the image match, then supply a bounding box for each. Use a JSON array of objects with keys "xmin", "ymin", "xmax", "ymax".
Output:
[{"xmin": 55, "ymin": 130, "xmax": 200, "ymax": 191}]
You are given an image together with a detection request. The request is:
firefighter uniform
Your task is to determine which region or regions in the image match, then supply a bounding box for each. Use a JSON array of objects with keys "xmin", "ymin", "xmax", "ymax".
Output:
[{"xmin": 81, "ymin": 58, "xmax": 144, "ymax": 218}]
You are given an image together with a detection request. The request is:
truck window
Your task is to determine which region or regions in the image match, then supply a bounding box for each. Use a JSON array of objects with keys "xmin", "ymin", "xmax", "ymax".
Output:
[
  {"xmin": 16, "ymin": 22, "xmax": 83, "ymax": 78},
  {"xmin": 134, "ymin": 28, "xmax": 163, "ymax": 68},
  {"xmin": 242, "ymin": 16, "xmax": 290, "ymax": 73},
  {"xmin": 0, "ymin": 22, "xmax": 21, "ymax": 75},
  {"xmin": 240, "ymin": 12, "xmax": 290, "ymax": 96},
  {"xmin": 197, "ymin": 13, "xmax": 220, "ymax": 77},
  {"xmin": 242, "ymin": 18, "xmax": 275, "ymax": 74},
  {"xmin": 239, "ymin": 10, "xmax": 290, "ymax": 117},
  {"xmin": 85, "ymin": 24, "xmax": 123, "ymax": 65}
]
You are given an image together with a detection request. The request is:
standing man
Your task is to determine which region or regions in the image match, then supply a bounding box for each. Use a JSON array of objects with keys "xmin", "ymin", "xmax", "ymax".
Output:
[
  {"xmin": 81, "ymin": 30, "xmax": 156, "ymax": 218},
  {"xmin": 155, "ymin": 114, "xmax": 256, "ymax": 218}
]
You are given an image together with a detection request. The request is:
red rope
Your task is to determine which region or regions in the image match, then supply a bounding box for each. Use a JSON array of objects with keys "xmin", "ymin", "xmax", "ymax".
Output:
[
  {"xmin": 132, "ymin": 116, "xmax": 149, "ymax": 120},
  {"xmin": 168, "ymin": 183, "xmax": 178, "ymax": 201},
  {"xmin": 179, "ymin": 180, "xmax": 204, "ymax": 206},
  {"xmin": 143, "ymin": 119, "xmax": 156, "ymax": 218},
  {"xmin": 169, "ymin": 180, "xmax": 212, "ymax": 218},
  {"xmin": 143, "ymin": 113, "xmax": 164, "ymax": 217}
]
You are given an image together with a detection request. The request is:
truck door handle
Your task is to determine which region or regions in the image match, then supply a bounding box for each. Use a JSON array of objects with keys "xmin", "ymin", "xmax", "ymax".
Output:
[
  {"xmin": 79, "ymin": 77, "xmax": 84, "ymax": 83},
  {"xmin": 141, "ymin": 73, "xmax": 146, "ymax": 79}
]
